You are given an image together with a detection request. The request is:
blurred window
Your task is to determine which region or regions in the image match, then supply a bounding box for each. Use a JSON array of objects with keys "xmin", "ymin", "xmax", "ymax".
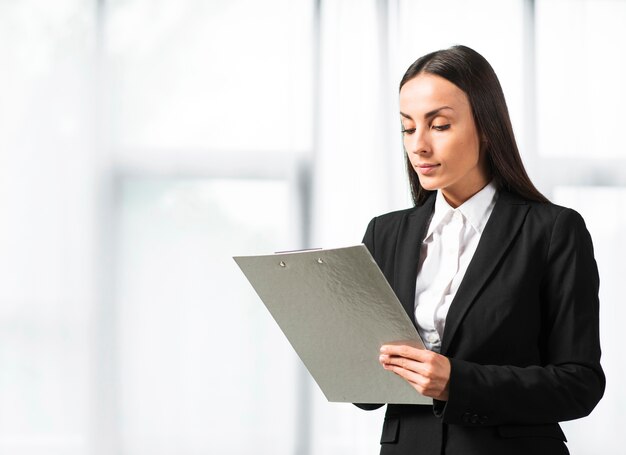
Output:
[
  {"xmin": 0, "ymin": 1, "xmax": 95, "ymax": 454},
  {"xmin": 536, "ymin": 0, "xmax": 626, "ymax": 159},
  {"xmin": 103, "ymin": 1, "xmax": 314, "ymax": 454},
  {"xmin": 104, "ymin": 0, "xmax": 313, "ymax": 154},
  {"xmin": 115, "ymin": 177, "xmax": 300, "ymax": 454}
]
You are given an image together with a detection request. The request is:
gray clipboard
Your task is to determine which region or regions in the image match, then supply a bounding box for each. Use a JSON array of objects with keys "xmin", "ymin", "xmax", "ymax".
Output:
[{"xmin": 233, "ymin": 244, "xmax": 431, "ymax": 405}]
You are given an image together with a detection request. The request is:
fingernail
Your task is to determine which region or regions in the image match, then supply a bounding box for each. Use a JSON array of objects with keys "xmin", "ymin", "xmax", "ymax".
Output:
[{"xmin": 380, "ymin": 346, "xmax": 388, "ymax": 353}]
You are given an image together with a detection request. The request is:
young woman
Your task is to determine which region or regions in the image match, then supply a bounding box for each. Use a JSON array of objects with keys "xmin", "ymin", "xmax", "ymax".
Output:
[{"xmin": 358, "ymin": 45, "xmax": 604, "ymax": 455}]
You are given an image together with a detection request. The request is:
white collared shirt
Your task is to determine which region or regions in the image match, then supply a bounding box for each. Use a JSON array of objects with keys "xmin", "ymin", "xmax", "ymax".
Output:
[{"xmin": 414, "ymin": 182, "xmax": 498, "ymax": 352}]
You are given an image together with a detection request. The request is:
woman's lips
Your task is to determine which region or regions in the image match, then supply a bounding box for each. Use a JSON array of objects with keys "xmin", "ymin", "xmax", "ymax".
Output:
[{"xmin": 417, "ymin": 163, "xmax": 440, "ymax": 175}]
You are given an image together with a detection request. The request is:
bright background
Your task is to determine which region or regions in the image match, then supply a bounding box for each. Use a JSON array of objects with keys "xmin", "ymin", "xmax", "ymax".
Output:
[{"xmin": 1, "ymin": 0, "xmax": 625, "ymax": 454}]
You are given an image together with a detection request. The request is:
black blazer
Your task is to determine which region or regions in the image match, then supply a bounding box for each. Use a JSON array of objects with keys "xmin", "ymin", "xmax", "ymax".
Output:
[{"xmin": 358, "ymin": 190, "xmax": 605, "ymax": 455}]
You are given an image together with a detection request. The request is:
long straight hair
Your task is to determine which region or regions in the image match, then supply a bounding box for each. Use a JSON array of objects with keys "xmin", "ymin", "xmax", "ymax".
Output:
[{"xmin": 400, "ymin": 45, "xmax": 548, "ymax": 206}]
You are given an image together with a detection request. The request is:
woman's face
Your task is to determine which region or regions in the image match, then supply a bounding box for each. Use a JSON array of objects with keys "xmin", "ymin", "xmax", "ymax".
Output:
[{"xmin": 399, "ymin": 73, "xmax": 489, "ymax": 207}]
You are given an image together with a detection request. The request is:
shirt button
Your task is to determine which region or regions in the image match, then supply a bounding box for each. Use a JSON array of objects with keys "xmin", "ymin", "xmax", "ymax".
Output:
[{"xmin": 426, "ymin": 333, "xmax": 438, "ymax": 343}]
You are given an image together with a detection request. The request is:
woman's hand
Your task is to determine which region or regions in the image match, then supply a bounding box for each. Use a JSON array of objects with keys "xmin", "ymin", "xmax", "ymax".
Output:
[{"xmin": 379, "ymin": 344, "xmax": 451, "ymax": 401}]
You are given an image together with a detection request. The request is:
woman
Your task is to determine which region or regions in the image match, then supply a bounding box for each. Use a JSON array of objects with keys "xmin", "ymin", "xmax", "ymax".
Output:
[{"xmin": 358, "ymin": 45, "xmax": 604, "ymax": 455}]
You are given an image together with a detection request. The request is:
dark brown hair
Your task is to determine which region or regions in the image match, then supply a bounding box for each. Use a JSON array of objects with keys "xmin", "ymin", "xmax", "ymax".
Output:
[{"xmin": 400, "ymin": 45, "xmax": 548, "ymax": 205}]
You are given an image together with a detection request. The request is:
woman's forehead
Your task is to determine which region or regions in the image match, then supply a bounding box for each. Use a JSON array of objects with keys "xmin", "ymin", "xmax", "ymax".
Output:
[{"xmin": 399, "ymin": 74, "xmax": 469, "ymax": 115}]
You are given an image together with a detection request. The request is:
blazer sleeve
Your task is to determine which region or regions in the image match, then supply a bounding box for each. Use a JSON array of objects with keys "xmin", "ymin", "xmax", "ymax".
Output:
[{"xmin": 436, "ymin": 208, "xmax": 605, "ymax": 426}]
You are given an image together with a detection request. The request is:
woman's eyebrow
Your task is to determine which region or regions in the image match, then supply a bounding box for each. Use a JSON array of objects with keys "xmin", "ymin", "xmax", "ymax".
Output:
[
  {"xmin": 424, "ymin": 106, "xmax": 453, "ymax": 119},
  {"xmin": 400, "ymin": 106, "xmax": 453, "ymax": 121}
]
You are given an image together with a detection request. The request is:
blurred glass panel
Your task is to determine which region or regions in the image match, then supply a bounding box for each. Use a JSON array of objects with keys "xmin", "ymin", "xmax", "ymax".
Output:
[
  {"xmin": 0, "ymin": 0, "xmax": 96, "ymax": 304},
  {"xmin": 105, "ymin": 0, "xmax": 313, "ymax": 153},
  {"xmin": 116, "ymin": 178, "xmax": 300, "ymax": 454},
  {"xmin": 536, "ymin": 0, "xmax": 626, "ymax": 158},
  {"xmin": 0, "ymin": 1, "xmax": 95, "ymax": 454},
  {"xmin": 554, "ymin": 186, "xmax": 625, "ymax": 454}
]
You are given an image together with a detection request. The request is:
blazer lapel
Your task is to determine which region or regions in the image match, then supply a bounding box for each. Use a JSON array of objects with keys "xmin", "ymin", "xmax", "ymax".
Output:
[
  {"xmin": 440, "ymin": 191, "xmax": 530, "ymax": 355},
  {"xmin": 394, "ymin": 194, "xmax": 435, "ymax": 327}
]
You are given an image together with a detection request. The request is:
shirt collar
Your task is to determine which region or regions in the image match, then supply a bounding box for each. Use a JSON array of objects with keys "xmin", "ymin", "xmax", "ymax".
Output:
[{"xmin": 425, "ymin": 181, "xmax": 498, "ymax": 239}]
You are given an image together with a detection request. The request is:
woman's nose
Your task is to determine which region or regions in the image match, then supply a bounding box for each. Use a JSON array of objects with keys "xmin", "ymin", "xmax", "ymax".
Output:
[{"xmin": 405, "ymin": 128, "xmax": 430, "ymax": 155}]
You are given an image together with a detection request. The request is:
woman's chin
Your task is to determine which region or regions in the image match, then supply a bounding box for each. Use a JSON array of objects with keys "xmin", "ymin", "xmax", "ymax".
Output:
[{"xmin": 416, "ymin": 177, "xmax": 441, "ymax": 192}]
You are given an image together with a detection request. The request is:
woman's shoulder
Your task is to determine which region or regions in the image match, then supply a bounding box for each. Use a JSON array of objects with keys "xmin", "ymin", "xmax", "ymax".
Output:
[
  {"xmin": 362, "ymin": 206, "xmax": 423, "ymax": 250},
  {"xmin": 503, "ymin": 191, "xmax": 589, "ymax": 231},
  {"xmin": 369, "ymin": 193, "xmax": 436, "ymax": 227},
  {"xmin": 369, "ymin": 206, "xmax": 418, "ymax": 224}
]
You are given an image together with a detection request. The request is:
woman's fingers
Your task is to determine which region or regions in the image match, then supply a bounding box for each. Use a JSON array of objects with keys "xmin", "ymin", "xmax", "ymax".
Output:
[
  {"xmin": 379, "ymin": 344, "xmax": 451, "ymax": 401},
  {"xmin": 381, "ymin": 360, "xmax": 423, "ymax": 384},
  {"xmin": 379, "ymin": 353, "xmax": 428, "ymax": 376},
  {"xmin": 380, "ymin": 344, "xmax": 433, "ymax": 361}
]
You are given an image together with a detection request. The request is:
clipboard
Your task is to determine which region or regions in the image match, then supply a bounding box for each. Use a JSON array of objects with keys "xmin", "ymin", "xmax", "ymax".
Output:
[{"xmin": 233, "ymin": 244, "xmax": 431, "ymax": 405}]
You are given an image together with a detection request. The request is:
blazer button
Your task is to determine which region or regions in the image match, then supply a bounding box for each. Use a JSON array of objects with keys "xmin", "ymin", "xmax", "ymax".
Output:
[
  {"xmin": 462, "ymin": 412, "xmax": 471, "ymax": 424},
  {"xmin": 470, "ymin": 414, "xmax": 480, "ymax": 424}
]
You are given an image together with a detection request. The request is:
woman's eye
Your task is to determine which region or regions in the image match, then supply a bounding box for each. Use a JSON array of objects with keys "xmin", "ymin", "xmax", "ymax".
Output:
[
  {"xmin": 432, "ymin": 124, "xmax": 451, "ymax": 131},
  {"xmin": 401, "ymin": 128, "xmax": 416, "ymax": 135}
]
